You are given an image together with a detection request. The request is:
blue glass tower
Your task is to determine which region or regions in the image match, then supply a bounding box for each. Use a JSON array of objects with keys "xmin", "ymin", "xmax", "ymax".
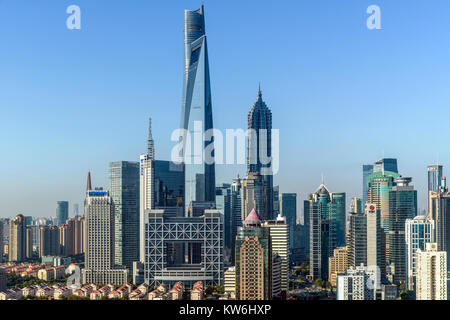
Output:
[
  {"xmin": 56, "ymin": 201, "xmax": 69, "ymax": 226},
  {"xmin": 181, "ymin": 6, "xmax": 215, "ymax": 214}
]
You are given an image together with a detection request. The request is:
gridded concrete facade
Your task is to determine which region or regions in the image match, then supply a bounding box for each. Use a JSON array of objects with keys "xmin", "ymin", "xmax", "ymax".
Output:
[
  {"xmin": 416, "ymin": 243, "xmax": 447, "ymax": 300},
  {"xmin": 144, "ymin": 209, "xmax": 223, "ymax": 289},
  {"xmin": 329, "ymin": 247, "xmax": 349, "ymax": 288},
  {"xmin": 337, "ymin": 265, "xmax": 375, "ymax": 300}
]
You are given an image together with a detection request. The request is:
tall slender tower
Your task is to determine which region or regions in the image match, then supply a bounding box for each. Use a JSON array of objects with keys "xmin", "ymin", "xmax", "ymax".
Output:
[
  {"xmin": 247, "ymin": 86, "xmax": 273, "ymax": 220},
  {"xmin": 139, "ymin": 118, "xmax": 156, "ymax": 262},
  {"xmin": 181, "ymin": 5, "xmax": 215, "ymax": 214}
]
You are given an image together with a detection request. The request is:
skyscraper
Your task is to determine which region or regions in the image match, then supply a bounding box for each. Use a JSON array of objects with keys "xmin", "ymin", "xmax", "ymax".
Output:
[
  {"xmin": 388, "ymin": 177, "xmax": 417, "ymax": 285},
  {"xmin": 347, "ymin": 210, "xmax": 367, "ymax": 268},
  {"xmin": 416, "ymin": 243, "xmax": 447, "ymax": 300},
  {"xmin": 428, "ymin": 165, "xmax": 443, "ymax": 209},
  {"xmin": 373, "ymin": 158, "xmax": 398, "ymax": 174},
  {"xmin": 247, "ymin": 87, "xmax": 273, "ymax": 220},
  {"xmin": 139, "ymin": 123, "xmax": 155, "ymax": 262},
  {"xmin": 235, "ymin": 209, "xmax": 272, "ymax": 300},
  {"xmin": 405, "ymin": 215, "xmax": 435, "ymax": 290},
  {"xmin": 280, "ymin": 193, "xmax": 297, "ymax": 250},
  {"xmin": 362, "ymin": 164, "xmax": 373, "ymax": 205},
  {"xmin": 82, "ymin": 183, "xmax": 128, "ymax": 285},
  {"xmin": 9, "ymin": 214, "xmax": 26, "ymax": 262},
  {"xmin": 56, "ymin": 201, "xmax": 69, "ymax": 226},
  {"xmin": 181, "ymin": 5, "xmax": 215, "ymax": 213},
  {"xmin": 366, "ymin": 203, "xmax": 385, "ymax": 278},
  {"xmin": 154, "ymin": 160, "xmax": 184, "ymax": 208},
  {"xmin": 39, "ymin": 225, "xmax": 59, "ymax": 257},
  {"xmin": 216, "ymin": 184, "xmax": 232, "ymax": 251},
  {"xmin": 109, "ymin": 161, "xmax": 140, "ymax": 270},
  {"xmin": 230, "ymin": 175, "xmax": 242, "ymax": 263},
  {"xmin": 263, "ymin": 213, "xmax": 289, "ymax": 293}
]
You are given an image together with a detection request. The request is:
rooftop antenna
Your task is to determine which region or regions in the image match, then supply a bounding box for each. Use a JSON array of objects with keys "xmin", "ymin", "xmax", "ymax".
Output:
[{"xmin": 321, "ymin": 173, "xmax": 324, "ymax": 185}]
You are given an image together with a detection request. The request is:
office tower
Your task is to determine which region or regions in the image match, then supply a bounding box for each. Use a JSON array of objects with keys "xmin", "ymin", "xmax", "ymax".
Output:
[
  {"xmin": 39, "ymin": 225, "xmax": 59, "ymax": 257},
  {"xmin": 181, "ymin": 5, "xmax": 215, "ymax": 214},
  {"xmin": 329, "ymin": 192, "xmax": 346, "ymax": 248},
  {"xmin": 388, "ymin": 177, "xmax": 417, "ymax": 285},
  {"xmin": 235, "ymin": 209, "xmax": 272, "ymax": 300},
  {"xmin": 416, "ymin": 243, "xmax": 447, "ymax": 300},
  {"xmin": 307, "ymin": 184, "xmax": 346, "ymax": 281},
  {"xmin": 273, "ymin": 186, "xmax": 280, "ymax": 217},
  {"xmin": 109, "ymin": 161, "xmax": 140, "ymax": 270},
  {"xmin": 82, "ymin": 182, "xmax": 128, "ymax": 285},
  {"xmin": 140, "ymin": 154, "xmax": 155, "ymax": 263},
  {"xmin": 24, "ymin": 216, "xmax": 32, "ymax": 226},
  {"xmin": 9, "ymin": 214, "xmax": 26, "ymax": 262},
  {"xmin": 303, "ymin": 200, "xmax": 310, "ymax": 257},
  {"xmin": 247, "ymin": 86, "xmax": 273, "ymax": 220},
  {"xmin": 25, "ymin": 227, "xmax": 33, "ymax": 259},
  {"xmin": 144, "ymin": 208, "xmax": 223, "ymax": 288},
  {"xmin": 347, "ymin": 211, "xmax": 367, "ymax": 268},
  {"xmin": 263, "ymin": 213, "xmax": 289, "ymax": 293},
  {"xmin": 56, "ymin": 201, "xmax": 69, "ymax": 226},
  {"xmin": 366, "ymin": 203, "xmax": 385, "ymax": 278},
  {"xmin": 337, "ymin": 265, "xmax": 376, "ymax": 300},
  {"xmin": 373, "ymin": 158, "xmax": 398, "ymax": 174},
  {"xmin": 241, "ymin": 172, "xmax": 266, "ymax": 220},
  {"xmin": 329, "ymin": 247, "xmax": 349, "ymax": 288},
  {"xmin": 67, "ymin": 217, "xmax": 85, "ymax": 255},
  {"xmin": 405, "ymin": 215, "xmax": 435, "ymax": 290},
  {"xmin": 362, "ymin": 165, "xmax": 374, "ymax": 205},
  {"xmin": 280, "ymin": 193, "xmax": 297, "ymax": 251},
  {"xmin": 154, "ymin": 160, "xmax": 184, "ymax": 208},
  {"xmin": 216, "ymin": 184, "xmax": 232, "ymax": 250},
  {"xmin": 230, "ymin": 175, "xmax": 242, "ymax": 264},
  {"xmin": 428, "ymin": 165, "xmax": 443, "ymax": 207}
]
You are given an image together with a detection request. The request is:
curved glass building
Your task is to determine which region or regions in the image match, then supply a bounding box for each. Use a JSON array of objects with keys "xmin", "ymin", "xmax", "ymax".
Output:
[{"xmin": 181, "ymin": 6, "xmax": 215, "ymax": 214}]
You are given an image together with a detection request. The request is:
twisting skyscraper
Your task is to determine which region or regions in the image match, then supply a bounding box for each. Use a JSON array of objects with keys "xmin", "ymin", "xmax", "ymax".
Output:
[
  {"xmin": 247, "ymin": 86, "xmax": 273, "ymax": 220},
  {"xmin": 180, "ymin": 5, "xmax": 215, "ymax": 214}
]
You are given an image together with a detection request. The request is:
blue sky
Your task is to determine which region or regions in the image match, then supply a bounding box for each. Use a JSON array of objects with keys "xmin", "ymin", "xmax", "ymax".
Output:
[{"xmin": 1, "ymin": 0, "xmax": 450, "ymax": 219}]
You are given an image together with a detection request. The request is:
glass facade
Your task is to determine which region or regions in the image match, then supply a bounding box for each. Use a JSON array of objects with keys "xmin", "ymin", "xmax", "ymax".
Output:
[
  {"xmin": 56, "ymin": 201, "xmax": 68, "ymax": 226},
  {"xmin": 181, "ymin": 6, "xmax": 215, "ymax": 214},
  {"xmin": 216, "ymin": 184, "xmax": 231, "ymax": 250},
  {"xmin": 280, "ymin": 193, "xmax": 297, "ymax": 250},
  {"xmin": 109, "ymin": 161, "xmax": 140, "ymax": 270},
  {"xmin": 154, "ymin": 160, "xmax": 184, "ymax": 208}
]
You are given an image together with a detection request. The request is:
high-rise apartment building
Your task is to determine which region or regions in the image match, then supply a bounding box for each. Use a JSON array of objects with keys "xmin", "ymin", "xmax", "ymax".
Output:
[
  {"xmin": 39, "ymin": 225, "xmax": 59, "ymax": 257},
  {"xmin": 263, "ymin": 213, "xmax": 289, "ymax": 293},
  {"xmin": 82, "ymin": 181, "xmax": 128, "ymax": 285},
  {"xmin": 25, "ymin": 227, "xmax": 33, "ymax": 259},
  {"xmin": 180, "ymin": 5, "xmax": 215, "ymax": 213},
  {"xmin": 416, "ymin": 243, "xmax": 447, "ymax": 300},
  {"xmin": 9, "ymin": 214, "xmax": 26, "ymax": 262},
  {"xmin": 67, "ymin": 217, "xmax": 85, "ymax": 255},
  {"xmin": 56, "ymin": 201, "xmax": 69, "ymax": 226},
  {"xmin": 405, "ymin": 215, "xmax": 435, "ymax": 290},
  {"xmin": 109, "ymin": 161, "xmax": 140, "ymax": 270},
  {"xmin": 337, "ymin": 265, "xmax": 377, "ymax": 300},
  {"xmin": 247, "ymin": 87, "xmax": 273, "ymax": 220},
  {"xmin": 235, "ymin": 209, "xmax": 272, "ymax": 300}
]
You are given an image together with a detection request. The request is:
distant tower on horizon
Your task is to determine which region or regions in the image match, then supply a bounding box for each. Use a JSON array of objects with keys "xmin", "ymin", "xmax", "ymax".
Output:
[
  {"xmin": 86, "ymin": 171, "xmax": 92, "ymax": 192},
  {"xmin": 181, "ymin": 5, "xmax": 215, "ymax": 214}
]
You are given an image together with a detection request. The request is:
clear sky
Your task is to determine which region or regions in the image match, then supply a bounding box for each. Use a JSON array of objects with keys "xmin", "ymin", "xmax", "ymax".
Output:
[{"xmin": 1, "ymin": 0, "xmax": 450, "ymax": 219}]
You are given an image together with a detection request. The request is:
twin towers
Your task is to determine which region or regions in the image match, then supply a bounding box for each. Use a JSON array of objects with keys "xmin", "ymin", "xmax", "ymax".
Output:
[{"xmin": 180, "ymin": 6, "xmax": 274, "ymax": 219}]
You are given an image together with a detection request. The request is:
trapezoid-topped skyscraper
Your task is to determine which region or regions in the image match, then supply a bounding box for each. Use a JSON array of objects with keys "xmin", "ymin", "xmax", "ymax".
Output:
[{"xmin": 180, "ymin": 5, "xmax": 215, "ymax": 214}]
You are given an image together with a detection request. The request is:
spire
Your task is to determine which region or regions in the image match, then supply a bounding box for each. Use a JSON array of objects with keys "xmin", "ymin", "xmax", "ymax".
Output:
[
  {"xmin": 86, "ymin": 172, "xmax": 92, "ymax": 192},
  {"xmin": 148, "ymin": 117, "xmax": 155, "ymax": 160},
  {"xmin": 257, "ymin": 83, "xmax": 262, "ymax": 99}
]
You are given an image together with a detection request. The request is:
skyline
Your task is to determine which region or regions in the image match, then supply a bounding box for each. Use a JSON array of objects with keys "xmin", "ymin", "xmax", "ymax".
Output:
[{"xmin": 2, "ymin": 0, "xmax": 450, "ymax": 217}]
